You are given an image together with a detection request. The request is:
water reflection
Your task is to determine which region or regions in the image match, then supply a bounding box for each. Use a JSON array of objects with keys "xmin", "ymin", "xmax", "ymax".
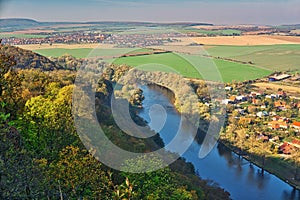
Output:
[{"xmin": 139, "ymin": 86, "xmax": 300, "ymax": 200}]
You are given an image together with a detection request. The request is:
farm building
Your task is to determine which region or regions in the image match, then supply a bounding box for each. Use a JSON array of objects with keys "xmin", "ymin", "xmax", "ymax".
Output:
[{"xmin": 268, "ymin": 74, "xmax": 291, "ymax": 82}]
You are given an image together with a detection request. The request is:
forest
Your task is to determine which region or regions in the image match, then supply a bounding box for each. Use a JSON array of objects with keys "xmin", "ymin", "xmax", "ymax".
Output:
[{"xmin": 0, "ymin": 44, "xmax": 230, "ymax": 199}]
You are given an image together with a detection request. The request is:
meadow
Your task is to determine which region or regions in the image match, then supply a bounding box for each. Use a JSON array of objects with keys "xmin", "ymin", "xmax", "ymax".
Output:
[
  {"xmin": 34, "ymin": 48, "xmax": 135, "ymax": 58},
  {"xmin": 113, "ymin": 52, "xmax": 271, "ymax": 82},
  {"xmin": 181, "ymin": 29, "xmax": 241, "ymax": 36},
  {"xmin": 207, "ymin": 44, "xmax": 300, "ymax": 71},
  {"xmin": 33, "ymin": 45, "xmax": 300, "ymax": 82},
  {"xmin": 0, "ymin": 33, "xmax": 48, "ymax": 38},
  {"xmin": 34, "ymin": 47, "xmax": 273, "ymax": 82}
]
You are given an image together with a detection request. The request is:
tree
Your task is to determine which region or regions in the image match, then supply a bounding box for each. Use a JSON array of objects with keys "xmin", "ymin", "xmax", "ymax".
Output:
[
  {"xmin": 45, "ymin": 146, "xmax": 114, "ymax": 199},
  {"xmin": 121, "ymin": 155, "xmax": 197, "ymax": 200}
]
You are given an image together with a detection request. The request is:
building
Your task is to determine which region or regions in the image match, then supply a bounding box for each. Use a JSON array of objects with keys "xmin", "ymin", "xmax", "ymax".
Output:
[
  {"xmin": 274, "ymin": 101, "xmax": 287, "ymax": 109},
  {"xmin": 279, "ymin": 142, "xmax": 294, "ymax": 155},
  {"xmin": 257, "ymin": 111, "xmax": 269, "ymax": 118},
  {"xmin": 269, "ymin": 74, "xmax": 291, "ymax": 82},
  {"xmin": 268, "ymin": 121, "xmax": 288, "ymax": 130},
  {"xmin": 292, "ymin": 121, "xmax": 300, "ymax": 129}
]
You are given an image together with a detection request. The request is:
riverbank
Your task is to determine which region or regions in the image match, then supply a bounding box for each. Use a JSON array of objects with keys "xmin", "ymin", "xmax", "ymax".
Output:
[
  {"xmin": 219, "ymin": 137, "xmax": 300, "ymax": 190},
  {"xmin": 143, "ymin": 83, "xmax": 300, "ymax": 191},
  {"xmin": 139, "ymin": 84, "xmax": 300, "ymax": 199}
]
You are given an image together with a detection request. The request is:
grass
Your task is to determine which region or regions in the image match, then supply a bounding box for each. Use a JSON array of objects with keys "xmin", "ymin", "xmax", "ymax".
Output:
[
  {"xmin": 34, "ymin": 48, "xmax": 136, "ymax": 58},
  {"xmin": 207, "ymin": 44, "xmax": 300, "ymax": 71},
  {"xmin": 181, "ymin": 29, "xmax": 241, "ymax": 36},
  {"xmin": 34, "ymin": 47, "xmax": 273, "ymax": 82},
  {"xmin": 113, "ymin": 52, "xmax": 271, "ymax": 82},
  {"xmin": 0, "ymin": 33, "xmax": 48, "ymax": 38}
]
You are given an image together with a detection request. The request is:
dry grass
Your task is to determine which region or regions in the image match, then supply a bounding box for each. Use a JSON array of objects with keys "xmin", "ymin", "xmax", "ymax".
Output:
[
  {"xmin": 16, "ymin": 43, "xmax": 116, "ymax": 50},
  {"xmin": 190, "ymin": 35, "xmax": 300, "ymax": 46},
  {"xmin": 253, "ymin": 82, "xmax": 300, "ymax": 95}
]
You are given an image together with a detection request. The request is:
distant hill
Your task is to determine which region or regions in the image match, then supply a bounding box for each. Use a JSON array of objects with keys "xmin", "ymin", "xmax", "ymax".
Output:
[
  {"xmin": 0, "ymin": 18, "xmax": 213, "ymax": 31},
  {"xmin": 0, "ymin": 44, "xmax": 58, "ymax": 71},
  {"xmin": 0, "ymin": 18, "xmax": 39, "ymax": 27}
]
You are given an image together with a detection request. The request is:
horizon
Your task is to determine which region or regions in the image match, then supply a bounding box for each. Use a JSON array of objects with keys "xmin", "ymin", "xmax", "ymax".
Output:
[
  {"xmin": 0, "ymin": 0, "xmax": 299, "ymax": 25},
  {"xmin": 0, "ymin": 17, "xmax": 299, "ymax": 27}
]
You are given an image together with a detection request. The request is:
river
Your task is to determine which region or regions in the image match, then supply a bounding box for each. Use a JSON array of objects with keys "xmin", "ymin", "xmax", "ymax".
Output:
[{"xmin": 138, "ymin": 85, "xmax": 300, "ymax": 200}]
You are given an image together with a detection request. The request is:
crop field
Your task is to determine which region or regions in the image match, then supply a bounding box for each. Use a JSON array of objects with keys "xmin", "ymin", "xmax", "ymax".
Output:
[
  {"xmin": 31, "ymin": 44, "xmax": 297, "ymax": 82},
  {"xmin": 0, "ymin": 33, "xmax": 48, "ymax": 38},
  {"xmin": 207, "ymin": 44, "xmax": 300, "ymax": 71},
  {"xmin": 191, "ymin": 35, "xmax": 300, "ymax": 46},
  {"xmin": 113, "ymin": 52, "xmax": 272, "ymax": 82},
  {"xmin": 34, "ymin": 48, "xmax": 137, "ymax": 58},
  {"xmin": 181, "ymin": 29, "xmax": 241, "ymax": 36}
]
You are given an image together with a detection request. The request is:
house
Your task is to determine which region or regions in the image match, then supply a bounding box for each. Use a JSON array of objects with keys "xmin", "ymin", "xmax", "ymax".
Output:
[
  {"xmin": 270, "ymin": 136, "xmax": 280, "ymax": 142},
  {"xmin": 261, "ymin": 105, "xmax": 267, "ymax": 109},
  {"xmin": 279, "ymin": 121, "xmax": 288, "ymax": 129},
  {"xmin": 266, "ymin": 94, "xmax": 277, "ymax": 99},
  {"xmin": 268, "ymin": 121, "xmax": 288, "ymax": 130},
  {"xmin": 229, "ymin": 96, "xmax": 237, "ymax": 103},
  {"xmin": 274, "ymin": 101, "xmax": 287, "ymax": 109},
  {"xmin": 273, "ymin": 116, "xmax": 287, "ymax": 122},
  {"xmin": 222, "ymin": 96, "xmax": 237, "ymax": 105},
  {"xmin": 239, "ymin": 117, "xmax": 254, "ymax": 127},
  {"xmin": 279, "ymin": 142, "xmax": 294, "ymax": 155},
  {"xmin": 272, "ymin": 116, "xmax": 281, "ymax": 121},
  {"xmin": 250, "ymin": 92, "xmax": 261, "ymax": 98},
  {"xmin": 257, "ymin": 134, "xmax": 269, "ymax": 142},
  {"xmin": 236, "ymin": 95, "xmax": 247, "ymax": 102},
  {"xmin": 252, "ymin": 98, "xmax": 259, "ymax": 105},
  {"xmin": 256, "ymin": 111, "xmax": 269, "ymax": 118},
  {"xmin": 269, "ymin": 111, "xmax": 277, "ymax": 116},
  {"xmin": 292, "ymin": 139, "xmax": 300, "ymax": 147},
  {"xmin": 277, "ymin": 91, "xmax": 286, "ymax": 98},
  {"xmin": 292, "ymin": 121, "xmax": 300, "ymax": 129},
  {"xmin": 225, "ymin": 86, "xmax": 233, "ymax": 91}
]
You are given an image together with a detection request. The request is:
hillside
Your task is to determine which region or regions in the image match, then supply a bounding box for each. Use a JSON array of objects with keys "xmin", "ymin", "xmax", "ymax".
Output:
[
  {"xmin": 0, "ymin": 44, "xmax": 59, "ymax": 70},
  {"xmin": 0, "ymin": 46, "xmax": 231, "ymax": 199}
]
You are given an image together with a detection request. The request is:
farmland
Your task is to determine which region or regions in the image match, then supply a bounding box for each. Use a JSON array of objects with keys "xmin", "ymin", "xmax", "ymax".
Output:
[
  {"xmin": 0, "ymin": 33, "xmax": 48, "ymax": 38},
  {"xmin": 181, "ymin": 29, "xmax": 242, "ymax": 36},
  {"xmin": 113, "ymin": 52, "xmax": 272, "ymax": 82},
  {"xmin": 191, "ymin": 35, "xmax": 300, "ymax": 46},
  {"xmin": 34, "ymin": 48, "xmax": 134, "ymax": 58},
  {"xmin": 31, "ymin": 43, "xmax": 300, "ymax": 82},
  {"xmin": 206, "ymin": 44, "xmax": 300, "ymax": 71},
  {"xmin": 33, "ymin": 46, "xmax": 272, "ymax": 82}
]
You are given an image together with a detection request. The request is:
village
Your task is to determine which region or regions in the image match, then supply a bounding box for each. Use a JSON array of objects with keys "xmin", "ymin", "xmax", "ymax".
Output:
[
  {"xmin": 220, "ymin": 73, "xmax": 300, "ymax": 156},
  {"xmin": 2, "ymin": 31, "xmax": 182, "ymax": 47}
]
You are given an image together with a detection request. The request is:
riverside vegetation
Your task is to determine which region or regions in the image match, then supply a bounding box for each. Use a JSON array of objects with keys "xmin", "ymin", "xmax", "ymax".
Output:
[{"xmin": 0, "ymin": 44, "xmax": 230, "ymax": 199}]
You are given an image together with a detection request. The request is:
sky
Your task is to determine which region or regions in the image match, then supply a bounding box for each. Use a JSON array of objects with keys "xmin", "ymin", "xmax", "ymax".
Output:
[{"xmin": 0, "ymin": 0, "xmax": 299, "ymax": 25}]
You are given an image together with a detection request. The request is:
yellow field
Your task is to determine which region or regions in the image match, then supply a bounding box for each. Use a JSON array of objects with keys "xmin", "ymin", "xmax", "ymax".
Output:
[
  {"xmin": 16, "ymin": 43, "xmax": 115, "ymax": 50},
  {"xmin": 254, "ymin": 82, "xmax": 300, "ymax": 95},
  {"xmin": 191, "ymin": 35, "xmax": 300, "ymax": 46}
]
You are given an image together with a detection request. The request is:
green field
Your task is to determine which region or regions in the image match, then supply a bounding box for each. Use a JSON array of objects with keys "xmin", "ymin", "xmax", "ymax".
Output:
[
  {"xmin": 181, "ymin": 29, "xmax": 241, "ymax": 36},
  {"xmin": 113, "ymin": 52, "xmax": 271, "ymax": 82},
  {"xmin": 34, "ymin": 48, "xmax": 138, "ymax": 58},
  {"xmin": 34, "ymin": 47, "xmax": 279, "ymax": 82},
  {"xmin": 0, "ymin": 33, "xmax": 48, "ymax": 38},
  {"xmin": 207, "ymin": 44, "xmax": 300, "ymax": 71}
]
